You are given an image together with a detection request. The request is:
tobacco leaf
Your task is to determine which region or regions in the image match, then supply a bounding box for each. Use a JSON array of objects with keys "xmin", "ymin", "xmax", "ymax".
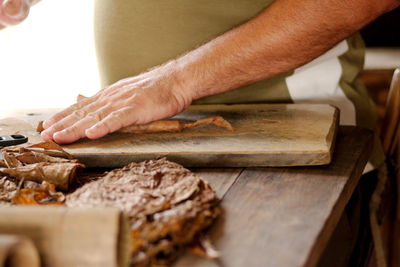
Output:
[
  {"xmin": 12, "ymin": 181, "xmax": 65, "ymax": 205},
  {"xmin": 36, "ymin": 121, "xmax": 44, "ymax": 133},
  {"xmin": 0, "ymin": 160, "xmax": 6, "ymax": 168},
  {"xmin": 0, "ymin": 141, "xmax": 85, "ymax": 191},
  {"xmin": 187, "ymin": 235, "xmax": 220, "ymax": 259},
  {"xmin": 0, "ymin": 161, "xmax": 84, "ymax": 191},
  {"xmin": 118, "ymin": 116, "xmax": 233, "ymax": 134},
  {"xmin": 26, "ymin": 140, "xmax": 73, "ymax": 159},
  {"xmin": 182, "ymin": 116, "xmax": 233, "ymax": 131},
  {"xmin": 2, "ymin": 150, "xmax": 23, "ymax": 168},
  {"xmin": 66, "ymin": 158, "xmax": 219, "ymax": 266},
  {"xmin": 0, "ymin": 176, "xmax": 18, "ymax": 205}
]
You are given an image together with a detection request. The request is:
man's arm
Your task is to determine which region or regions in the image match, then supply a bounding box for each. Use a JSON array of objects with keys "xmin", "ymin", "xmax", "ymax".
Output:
[{"xmin": 41, "ymin": 0, "xmax": 400, "ymax": 144}]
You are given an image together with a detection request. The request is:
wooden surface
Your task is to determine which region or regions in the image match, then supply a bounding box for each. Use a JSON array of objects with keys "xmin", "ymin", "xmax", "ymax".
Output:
[
  {"xmin": 176, "ymin": 126, "xmax": 373, "ymax": 267},
  {"xmin": 0, "ymin": 104, "xmax": 339, "ymax": 168}
]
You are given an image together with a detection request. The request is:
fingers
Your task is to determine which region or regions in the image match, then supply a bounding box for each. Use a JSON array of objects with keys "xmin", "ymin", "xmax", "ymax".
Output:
[
  {"xmin": 85, "ymin": 107, "xmax": 136, "ymax": 139},
  {"xmin": 52, "ymin": 107, "xmax": 111, "ymax": 144},
  {"xmin": 39, "ymin": 64, "xmax": 190, "ymax": 144},
  {"xmin": 42, "ymin": 95, "xmax": 96, "ymax": 129},
  {"xmin": 41, "ymin": 99, "xmax": 101, "ymax": 142}
]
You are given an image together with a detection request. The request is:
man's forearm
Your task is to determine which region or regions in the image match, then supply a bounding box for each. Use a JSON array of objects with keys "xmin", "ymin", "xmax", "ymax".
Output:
[
  {"xmin": 40, "ymin": 0, "xmax": 399, "ymax": 144},
  {"xmin": 173, "ymin": 0, "xmax": 399, "ymax": 101}
]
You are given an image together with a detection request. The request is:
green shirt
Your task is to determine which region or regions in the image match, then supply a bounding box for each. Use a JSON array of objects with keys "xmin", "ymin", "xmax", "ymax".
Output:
[{"xmin": 94, "ymin": 0, "xmax": 385, "ymax": 169}]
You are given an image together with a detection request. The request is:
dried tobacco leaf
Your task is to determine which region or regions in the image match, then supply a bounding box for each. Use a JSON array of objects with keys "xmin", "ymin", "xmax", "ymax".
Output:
[
  {"xmin": 0, "ymin": 176, "xmax": 18, "ymax": 205},
  {"xmin": 118, "ymin": 120, "xmax": 183, "ymax": 134},
  {"xmin": 66, "ymin": 158, "xmax": 220, "ymax": 266},
  {"xmin": 118, "ymin": 116, "xmax": 233, "ymax": 134},
  {"xmin": 36, "ymin": 121, "xmax": 44, "ymax": 133},
  {"xmin": 0, "ymin": 161, "xmax": 84, "ymax": 191},
  {"xmin": 0, "ymin": 141, "xmax": 85, "ymax": 191},
  {"xmin": 0, "ymin": 159, "xmax": 6, "ymax": 168},
  {"xmin": 182, "ymin": 116, "xmax": 233, "ymax": 131},
  {"xmin": 12, "ymin": 181, "xmax": 65, "ymax": 205},
  {"xmin": 26, "ymin": 140, "xmax": 73, "ymax": 159},
  {"xmin": 187, "ymin": 235, "xmax": 220, "ymax": 259}
]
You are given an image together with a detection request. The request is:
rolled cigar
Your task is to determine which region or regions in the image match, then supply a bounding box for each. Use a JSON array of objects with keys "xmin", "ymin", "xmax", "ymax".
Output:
[
  {"xmin": 0, "ymin": 234, "xmax": 40, "ymax": 267},
  {"xmin": 0, "ymin": 206, "xmax": 131, "ymax": 267}
]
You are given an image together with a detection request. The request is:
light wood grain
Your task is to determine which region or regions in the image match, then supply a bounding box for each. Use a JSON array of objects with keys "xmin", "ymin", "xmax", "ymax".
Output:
[
  {"xmin": 0, "ymin": 104, "xmax": 339, "ymax": 168},
  {"xmin": 175, "ymin": 126, "xmax": 373, "ymax": 267}
]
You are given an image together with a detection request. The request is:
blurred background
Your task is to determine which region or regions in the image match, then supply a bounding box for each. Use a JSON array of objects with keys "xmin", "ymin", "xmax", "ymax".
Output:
[
  {"xmin": 0, "ymin": 1, "xmax": 399, "ymax": 119},
  {"xmin": 0, "ymin": 0, "xmax": 99, "ymax": 116}
]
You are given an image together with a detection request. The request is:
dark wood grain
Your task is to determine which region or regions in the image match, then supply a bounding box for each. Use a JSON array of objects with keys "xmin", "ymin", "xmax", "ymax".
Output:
[
  {"xmin": 175, "ymin": 126, "xmax": 373, "ymax": 267},
  {"xmin": 192, "ymin": 168, "xmax": 243, "ymax": 199}
]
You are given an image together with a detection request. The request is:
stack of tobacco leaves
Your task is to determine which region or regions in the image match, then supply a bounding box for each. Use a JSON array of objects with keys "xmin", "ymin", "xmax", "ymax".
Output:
[
  {"xmin": 0, "ymin": 141, "xmax": 84, "ymax": 191},
  {"xmin": 0, "ymin": 142, "xmax": 220, "ymax": 266},
  {"xmin": 66, "ymin": 158, "xmax": 220, "ymax": 265}
]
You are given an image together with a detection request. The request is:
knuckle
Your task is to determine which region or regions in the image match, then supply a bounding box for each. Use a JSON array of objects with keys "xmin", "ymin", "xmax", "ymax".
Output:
[
  {"xmin": 71, "ymin": 109, "xmax": 87, "ymax": 119},
  {"xmin": 50, "ymin": 121, "xmax": 67, "ymax": 133},
  {"xmin": 109, "ymin": 110, "xmax": 122, "ymax": 120},
  {"xmin": 63, "ymin": 125, "xmax": 83, "ymax": 139},
  {"xmin": 86, "ymin": 112, "xmax": 103, "ymax": 123}
]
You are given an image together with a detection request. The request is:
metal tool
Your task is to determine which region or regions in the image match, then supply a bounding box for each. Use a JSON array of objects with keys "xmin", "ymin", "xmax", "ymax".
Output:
[{"xmin": 0, "ymin": 134, "xmax": 28, "ymax": 147}]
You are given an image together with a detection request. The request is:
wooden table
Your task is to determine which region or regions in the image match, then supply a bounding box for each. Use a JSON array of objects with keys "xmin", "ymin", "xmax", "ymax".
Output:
[
  {"xmin": 175, "ymin": 126, "xmax": 373, "ymax": 267},
  {"xmin": 0, "ymin": 108, "xmax": 372, "ymax": 266}
]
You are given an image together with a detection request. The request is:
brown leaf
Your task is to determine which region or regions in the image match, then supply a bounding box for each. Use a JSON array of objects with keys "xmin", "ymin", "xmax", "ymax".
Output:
[
  {"xmin": 0, "ymin": 160, "xmax": 6, "ymax": 168},
  {"xmin": 27, "ymin": 140, "xmax": 73, "ymax": 159},
  {"xmin": 2, "ymin": 151, "xmax": 23, "ymax": 168},
  {"xmin": 118, "ymin": 120, "xmax": 183, "ymax": 134},
  {"xmin": 36, "ymin": 121, "xmax": 44, "ymax": 133},
  {"xmin": 0, "ymin": 161, "xmax": 84, "ymax": 191},
  {"xmin": 183, "ymin": 116, "xmax": 233, "ymax": 131},
  {"xmin": 188, "ymin": 235, "xmax": 220, "ymax": 259},
  {"xmin": 118, "ymin": 116, "xmax": 233, "ymax": 134},
  {"xmin": 12, "ymin": 181, "xmax": 65, "ymax": 205}
]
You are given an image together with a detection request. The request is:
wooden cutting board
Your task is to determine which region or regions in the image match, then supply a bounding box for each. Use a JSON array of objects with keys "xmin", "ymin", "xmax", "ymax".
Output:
[{"xmin": 0, "ymin": 104, "xmax": 339, "ymax": 168}]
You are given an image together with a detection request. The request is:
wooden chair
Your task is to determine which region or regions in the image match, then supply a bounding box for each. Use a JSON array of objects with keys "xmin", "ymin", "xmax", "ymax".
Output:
[
  {"xmin": 385, "ymin": 69, "xmax": 400, "ymax": 267},
  {"xmin": 370, "ymin": 68, "xmax": 400, "ymax": 267},
  {"xmin": 380, "ymin": 69, "xmax": 400, "ymax": 158}
]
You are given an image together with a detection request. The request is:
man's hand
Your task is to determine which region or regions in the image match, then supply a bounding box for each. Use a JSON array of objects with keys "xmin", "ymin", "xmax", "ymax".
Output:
[
  {"xmin": 41, "ymin": 62, "xmax": 192, "ymax": 144},
  {"xmin": 42, "ymin": 0, "xmax": 399, "ymax": 144}
]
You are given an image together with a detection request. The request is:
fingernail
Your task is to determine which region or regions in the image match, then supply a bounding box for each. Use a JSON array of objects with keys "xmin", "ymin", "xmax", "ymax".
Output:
[
  {"xmin": 42, "ymin": 120, "xmax": 50, "ymax": 129},
  {"xmin": 40, "ymin": 130, "xmax": 51, "ymax": 141}
]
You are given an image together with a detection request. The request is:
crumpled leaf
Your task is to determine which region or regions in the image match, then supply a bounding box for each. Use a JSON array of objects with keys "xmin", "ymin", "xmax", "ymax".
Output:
[
  {"xmin": 25, "ymin": 140, "xmax": 73, "ymax": 159},
  {"xmin": 0, "ymin": 160, "xmax": 6, "ymax": 168},
  {"xmin": 0, "ymin": 161, "xmax": 84, "ymax": 191},
  {"xmin": 118, "ymin": 116, "xmax": 233, "ymax": 134},
  {"xmin": 182, "ymin": 116, "xmax": 233, "ymax": 131},
  {"xmin": 66, "ymin": 158, "xmax": 219, "ymax": 266},
  {"xmin": 188, "ymin": 235, "xmax": 220, "ymax": 259},
  {"xmin": 12, "ymin": 181, "xmax": 65, "ymax": 205},
  {"xmin": 0, "ymin": 141, "xmax": 85, "ymax": 191},
  {"xmin": 0, "ymin": 176, "xmax": 18, "ymax": 205}
]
